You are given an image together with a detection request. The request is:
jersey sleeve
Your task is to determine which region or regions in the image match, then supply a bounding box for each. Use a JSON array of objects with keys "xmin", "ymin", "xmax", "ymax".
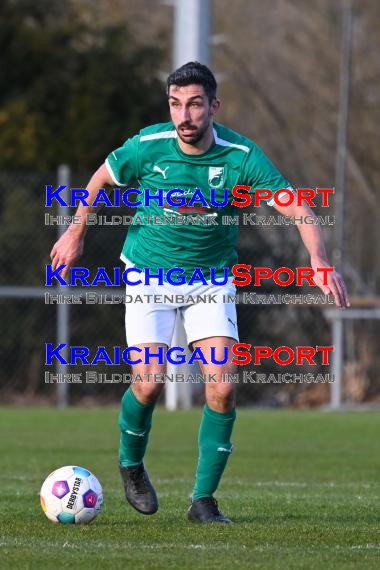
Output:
[
  {"xmin": 241, "ymin": 143, "xmax": 293, "ymax": 205},
  {"xmin": 105, "ymin": 135, "xmax": 140, "ymax": 187}
]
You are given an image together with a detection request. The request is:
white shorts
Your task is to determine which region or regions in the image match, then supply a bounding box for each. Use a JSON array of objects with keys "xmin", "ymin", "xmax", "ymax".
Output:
[{"xmin": 123, "ymin": 259, "xmax": 239, "ymax": 347}]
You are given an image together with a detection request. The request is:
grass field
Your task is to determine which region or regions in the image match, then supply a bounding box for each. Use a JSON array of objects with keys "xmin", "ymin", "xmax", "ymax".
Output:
[{"xmin": 0, "ymin": 407, "xmax": 379, "ymax": 569}]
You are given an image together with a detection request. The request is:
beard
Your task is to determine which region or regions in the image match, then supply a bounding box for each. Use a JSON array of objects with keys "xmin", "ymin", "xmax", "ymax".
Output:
[{"xmin": 176, "ymin": 118, "xmax": 211, "ymax": 145}]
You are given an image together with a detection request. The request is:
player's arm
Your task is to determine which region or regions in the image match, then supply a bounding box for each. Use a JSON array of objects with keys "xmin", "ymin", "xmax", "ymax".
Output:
[
  {"xmin": 50, "ymin": 162, "xmax": 114, "ymax": 279},
  {"xmin": 271, "ymin": 199, "xmax": 350, "ymax": 308}
]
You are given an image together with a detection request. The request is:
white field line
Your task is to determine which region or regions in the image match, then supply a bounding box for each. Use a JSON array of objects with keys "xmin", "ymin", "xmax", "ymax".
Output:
[{"xmin": 0, "ymin": 538, "xmax": 379, "ymax": 552}]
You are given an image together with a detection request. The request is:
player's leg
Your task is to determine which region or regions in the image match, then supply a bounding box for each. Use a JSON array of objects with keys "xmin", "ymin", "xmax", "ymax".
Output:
[
  {"xmin": 119, "ymin": 264, "xmax": 178, "ymax": 514},
  {"xmin": 181, "ymin": 277, "xmax": 238, "ymax": 522},
  {"xmin": 120, "ymin": 284, "xmax": 176, "ymax": 470},
  {"xmin": 187, "ymin": 336, "xmax": 237, "ymax": 523},
  {"xmin": 119, "ymin": 344, "xmax": 167, "ymax": 468},
  {"xmin": 119, "ymin": 344, "xmax": 168, "ymax": 515}
]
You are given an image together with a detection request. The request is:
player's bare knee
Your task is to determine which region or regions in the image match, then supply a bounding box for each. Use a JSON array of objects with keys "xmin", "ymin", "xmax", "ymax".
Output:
[
  {"xmin": 131, "ymin": 382, "xmax": 163, "ymax": 405},
  {"xmin": 131, "ymin": 368, "xmax": 165, "ymax": 405},
  {"xmin": 207, "ymin": 382, "xmax": 235, "ymax": 413}
]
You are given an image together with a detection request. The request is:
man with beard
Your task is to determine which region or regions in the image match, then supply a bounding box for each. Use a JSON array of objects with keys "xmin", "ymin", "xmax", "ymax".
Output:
[{"xmin": 50, "ymin": 62, "xmax": 349, "ymax": 523}]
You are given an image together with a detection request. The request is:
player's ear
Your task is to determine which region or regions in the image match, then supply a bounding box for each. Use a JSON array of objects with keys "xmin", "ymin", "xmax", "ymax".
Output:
[{"xmin": 210, "ymin": 97, "xmax": 221, "ymax": 116}]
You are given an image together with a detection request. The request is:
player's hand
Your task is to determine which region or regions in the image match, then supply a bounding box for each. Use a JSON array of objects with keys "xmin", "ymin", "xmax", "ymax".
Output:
[
  {"xmin": 310, "ymin": 255, "xmax": 350, "ymax": 308},
  {"xmin": 50, "ymin": 226, "xmax": 84, "ymax": 280}
]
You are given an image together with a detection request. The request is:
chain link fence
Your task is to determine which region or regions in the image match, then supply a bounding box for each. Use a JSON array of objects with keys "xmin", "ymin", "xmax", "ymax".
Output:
[{"xmin": 0, "ymin": 168, "xmax": 379, "ymax": 407}]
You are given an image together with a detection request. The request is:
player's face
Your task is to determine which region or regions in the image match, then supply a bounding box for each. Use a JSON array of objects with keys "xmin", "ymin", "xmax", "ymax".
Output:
[{"xmin": 168, "ymin": 85, "xmax": 220, "ymax": 146}]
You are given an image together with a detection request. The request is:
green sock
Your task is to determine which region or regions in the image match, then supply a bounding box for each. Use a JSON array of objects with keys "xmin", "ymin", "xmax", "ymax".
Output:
[
  {"xmin": 192, "ymin": 404, "xmax": 236, "ymax": 500},
  {"xmin": 118, "ymin": 387, "xmax": 155, "ymax": 467}
]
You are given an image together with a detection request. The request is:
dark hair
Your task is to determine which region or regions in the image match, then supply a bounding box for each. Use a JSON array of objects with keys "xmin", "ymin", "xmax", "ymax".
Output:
[{"xmin": 167, "ymin": 61, "xmax": 217, "ymax": 103}]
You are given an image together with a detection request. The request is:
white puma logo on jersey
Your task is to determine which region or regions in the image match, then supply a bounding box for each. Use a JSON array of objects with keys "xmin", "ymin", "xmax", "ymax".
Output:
[{"xmin": 153, "ymin": 165, "xmax": 169, "ymax": 179}]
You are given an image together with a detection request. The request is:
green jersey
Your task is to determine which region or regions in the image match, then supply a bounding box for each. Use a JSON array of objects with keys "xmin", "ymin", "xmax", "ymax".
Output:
[{"xmin": 106, "ymin": 122, "xmax": 290, "ymax": 279}]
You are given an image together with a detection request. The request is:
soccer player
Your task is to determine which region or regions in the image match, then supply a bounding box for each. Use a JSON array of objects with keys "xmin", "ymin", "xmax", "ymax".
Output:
[{"xmin": 50, "ymin": 62, "xmax": 349, "ymax": 523}]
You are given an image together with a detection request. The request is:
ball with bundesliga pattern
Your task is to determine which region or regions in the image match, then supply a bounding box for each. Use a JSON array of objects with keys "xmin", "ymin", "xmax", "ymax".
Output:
[{"xmin": 40, "ymin": 466, "xmax": 103, "ymax": 524}]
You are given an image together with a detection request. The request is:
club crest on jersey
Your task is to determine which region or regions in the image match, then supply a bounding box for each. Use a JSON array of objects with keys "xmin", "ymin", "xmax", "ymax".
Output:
[{"xmin": 208, "ymin": 166, "xmax": 225, "ymax": 189}]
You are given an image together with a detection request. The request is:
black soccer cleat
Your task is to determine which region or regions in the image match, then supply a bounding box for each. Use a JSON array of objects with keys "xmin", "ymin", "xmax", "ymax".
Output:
[
  {"xmin": 119, "ymin": 463, "xmax": 158, "ymax": 515},
  {"xmin": 187, "ymin": 497, "xmax": 232, "ymax": 524}
]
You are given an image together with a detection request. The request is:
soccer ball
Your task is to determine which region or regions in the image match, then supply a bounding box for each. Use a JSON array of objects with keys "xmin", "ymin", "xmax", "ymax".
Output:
[{"xmin": 40, "ymin": 466, "xmax": 103, "ymax": 524}]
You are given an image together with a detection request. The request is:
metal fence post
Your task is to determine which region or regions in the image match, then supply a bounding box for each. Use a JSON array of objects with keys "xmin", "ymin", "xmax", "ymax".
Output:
[
  {"xmin": 330, "ymin": 1, "xmax": 352, "ymax": 410},
  {"xmin": 165, "ymin": 310, "xmax": 194, "ymax": 410},
  {"xmin": 164, "ymin": 0, "xmax": 211, "ymax": 410},
  {"xmin": 330, "ymin": 313, "xmax": 343, "ymax": 409},
  {"xmin": 56, "ymin": 165, "xmax": 70, "ymax": 408}
]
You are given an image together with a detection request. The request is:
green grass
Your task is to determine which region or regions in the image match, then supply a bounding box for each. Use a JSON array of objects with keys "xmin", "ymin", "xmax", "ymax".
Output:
[{"xmin": 0, "ymin": 407, "xmax": 379, "ymax": 569}]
